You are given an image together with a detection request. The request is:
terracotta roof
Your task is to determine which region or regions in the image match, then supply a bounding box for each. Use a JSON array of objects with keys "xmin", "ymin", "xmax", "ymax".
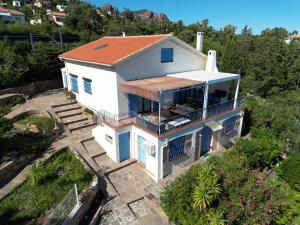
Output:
[
  {"xmin": 50, "ymin": 12, "xmax": 67, "ymax": 17},
  {"xmin": 0, "ymin": 7, "xmax": 24, "ymax": 15},
  {"xmin": 120, "ymin": 76, "xmax": 204, "ymax": 101},
  {"xmin": 59, "ymin": 34, "xmax": 170, "ymax": 66}
]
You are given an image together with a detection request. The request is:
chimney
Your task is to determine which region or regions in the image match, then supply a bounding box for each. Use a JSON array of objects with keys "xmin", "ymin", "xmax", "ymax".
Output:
[
  {"xmin": 205, "ymin": 50, "xmax": 219, "ymax": 72},
  {"xmin": 122, "ymin": 32, "xmax": 126, "ymax": 37},
  {"xmin": 196, "ymin": 32, "xmax": 203, "ymax": 52}
]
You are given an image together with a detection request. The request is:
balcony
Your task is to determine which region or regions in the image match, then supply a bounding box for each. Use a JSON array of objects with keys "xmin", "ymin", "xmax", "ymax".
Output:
[
  {"xmin": 96, "ymin": 97, "xmax": 244, "ymax": 136},
  {"xmin": 96, "ymin": 74, "xmax": 243, "ymax": 136}
]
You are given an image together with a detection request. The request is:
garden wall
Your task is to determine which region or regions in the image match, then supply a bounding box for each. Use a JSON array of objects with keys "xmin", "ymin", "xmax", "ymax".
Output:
[{"xmin": 0, "ymin": 80, "xmax": 62, "ymax": 97}]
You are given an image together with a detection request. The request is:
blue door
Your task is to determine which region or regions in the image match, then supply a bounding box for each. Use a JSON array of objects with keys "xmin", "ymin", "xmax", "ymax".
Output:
[
  {"xmin": 119, "ymin": 132, "xmax": 130, "ymax": 162},
  {"xmin": 138, "ymin": 136, "xmax": 146, "ymax": 165},
  {"xmin": 200, "ymin": 126, "xmax": 212, "ymax": 156},
  {"xmin": 169, "ymin": 136, "xmax": 186, "ymax": 161}
]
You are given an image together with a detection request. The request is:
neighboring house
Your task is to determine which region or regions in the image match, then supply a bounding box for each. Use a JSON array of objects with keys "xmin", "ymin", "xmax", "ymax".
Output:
[
  {"xmin": 59, "ymin": 33, "xmax": 244, "ymax": 182},
  {"xmin": 34, "ymin": 0, "xmax": 51, "ymax": 8},
  {"xmin": 0, "ymin": 7, "xmax": 25, "ymax": 24},
  {"xmin": 56, "ymin": 4, "xmax": 67, "ymax": 12},
  {"xmin": 285, "ymin": 34, "xmax": 300, "ymax": 44},
  {"xmin": 30, "ymin": 17, "xmax": 42, "ymax": 25},
  {"xmin": 12, "ymin": 0, "xmax": 21, "ymax": 7},
  {"xmin": 47, "ymin": 12, "xmax": 66, "ymax": 26}
]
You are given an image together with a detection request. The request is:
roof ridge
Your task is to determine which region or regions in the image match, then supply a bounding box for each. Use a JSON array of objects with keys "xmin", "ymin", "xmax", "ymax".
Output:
[{"xmin": 102, "ymin": 34, "xmax": 171, "ymax": 39}]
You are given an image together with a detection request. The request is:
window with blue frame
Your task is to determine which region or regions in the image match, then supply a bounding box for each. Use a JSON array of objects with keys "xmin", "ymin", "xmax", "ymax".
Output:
[
  {"xmin": 70, "ymin": 74, "xmax": 79, "ymax": 93},
  {"xmin": 161, "ymin": 48, "xmax": 173, "ymax": 63},
  {"xmin": 83, "ymin": 78, "xmax": 92, "ymax": 94}
]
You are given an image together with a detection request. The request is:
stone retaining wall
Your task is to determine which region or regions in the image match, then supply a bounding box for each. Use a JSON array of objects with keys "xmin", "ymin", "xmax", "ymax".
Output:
[{"xmin": 0, "ymin": 80, "xmax": 62, "ymax": 97}]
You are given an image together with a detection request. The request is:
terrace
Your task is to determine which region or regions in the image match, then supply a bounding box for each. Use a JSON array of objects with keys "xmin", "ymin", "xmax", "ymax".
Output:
[{"xmin": 99, "ymin": 71, "xmax": 243, "ymax": 135}]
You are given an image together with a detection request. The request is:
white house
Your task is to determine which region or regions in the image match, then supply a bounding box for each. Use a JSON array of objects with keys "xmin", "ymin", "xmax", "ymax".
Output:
[
  {"xmin": 46, "ymin": 12, "xmax": 66, "ymax": 26},
  {"xmin": 12, "ymin": 0, "xmax": 21, "ymax": 7},
  {"xmin": 0, "ymin": 7, "xmax": 25, "ymax": 24},
  {"xmin": 56, "ymin": 4, "xmax": 67, "ymax": 12},
  {"xmin": 59, "ymin": 33, "xmax": 244, "ymax": 182}
]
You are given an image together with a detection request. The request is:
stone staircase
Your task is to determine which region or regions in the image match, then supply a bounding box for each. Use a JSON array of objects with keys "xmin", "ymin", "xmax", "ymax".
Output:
[{"xmin": 52, "ymin": 101, "xmax": 97, "ymax": 133}]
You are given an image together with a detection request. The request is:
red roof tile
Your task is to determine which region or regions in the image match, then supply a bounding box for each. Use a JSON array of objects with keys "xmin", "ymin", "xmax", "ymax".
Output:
[
  {"xmin": 59, "ymin": 34, "xmax": 170, "ymax": 66},
  {"xmin": 0, "ymin": 7, "xmax": 24, "ymax": 15}
]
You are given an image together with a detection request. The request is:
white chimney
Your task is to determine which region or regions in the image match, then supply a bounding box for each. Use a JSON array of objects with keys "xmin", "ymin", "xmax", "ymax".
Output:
[
  {"xmin": 205, "ymin": 50, "xmax": 219, "ymax": 72},
  {"xmin": 196, "ymin": 32, "xmax": 203, "ymax": 52},
  {"xmin": 122, "ymin": 32, "xmax": 126, "ymax": 37}
]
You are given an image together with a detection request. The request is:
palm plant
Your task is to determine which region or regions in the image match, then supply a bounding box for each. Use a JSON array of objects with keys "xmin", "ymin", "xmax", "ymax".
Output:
[
  {"xmin": 192, "ymin": 163, "xmax": 222, "ymax": 211},
  {"xmin": 27, "ymin": 163, "xmax": 43, "ymax": 186}
]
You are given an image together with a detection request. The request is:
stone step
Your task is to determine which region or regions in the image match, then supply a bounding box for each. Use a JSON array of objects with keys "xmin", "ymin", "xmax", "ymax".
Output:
[
  {"xmin": 62, "ymin": 114, "xmax": 86, "ymax": 123},
  {"xmin": 58, "ymin": 108, "xmax": 83, "ymax": 118},
  {"xmin": 144, "ymin": 193, "xmax": 169, "ymax": 223},
  {"xmin": 69, "ymin": 122, "xmax": 97, "ymax": 132},
  {"xmin": 67, "ymin": 119, "xmax": 92, "ymax": 130},
  {"xmin": 63, "ymin": 115, "xmax": 88, "ymax": 125},
  {"xmin": 51, "ymin": 101, "xmax": 77, "ymax": 108},
  {"xmin": 55, "ymin": 106, "xmax": 82, "ymax": 114}
]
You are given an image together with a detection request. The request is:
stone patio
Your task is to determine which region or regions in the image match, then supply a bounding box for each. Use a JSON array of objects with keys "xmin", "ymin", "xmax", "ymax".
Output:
[{"xmin": 107, "ymin": 164, "xmax": 155, "ymax": 203}]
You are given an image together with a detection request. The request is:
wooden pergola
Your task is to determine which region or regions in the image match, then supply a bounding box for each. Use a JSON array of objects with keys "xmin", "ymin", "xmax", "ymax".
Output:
[{"xmin": 119, "ymin": 76, "xmax": 204, "ymax": 102}]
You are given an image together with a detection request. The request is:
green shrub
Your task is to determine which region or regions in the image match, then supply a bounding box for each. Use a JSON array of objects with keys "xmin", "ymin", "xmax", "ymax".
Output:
[
  {"xmin": 235, "ymin": 127, "xmax": 282, "ymax": 169},
  {"xmin": 84, "ymin": 108, "xmax": 94, "ymax": 116},
  {"xmin": 277, "ymin": 153, "xmax": 300, "ymax": 191},
  {"xmin": 0, "ymin": 95, "xmax": 25, "ymax": 116},
  {"xmin": 0, "ymin": 148, "xmax": 92, "ymax": 225}
]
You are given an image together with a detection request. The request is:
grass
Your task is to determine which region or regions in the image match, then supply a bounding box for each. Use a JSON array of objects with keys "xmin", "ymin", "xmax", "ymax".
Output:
[
  {"xmin": 0, "ymin": 148, "xmax": 92, "ymax": 225},
  {"xmin": 0, "ymin": 96, "xmax": 25, "ymax": 116},
  {"xmin": 16, "ymin": 115, "xmax": 55, "ymax": 134}
]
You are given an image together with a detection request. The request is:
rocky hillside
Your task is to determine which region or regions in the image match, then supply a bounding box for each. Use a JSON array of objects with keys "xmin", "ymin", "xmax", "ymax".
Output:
[
  {"xmin": 100, "ymin": 3, "xmax": 169, "ymax": 23},
  {"xmin": 132, "ymin": 9, "xmax": 169, "ymax": 23}
]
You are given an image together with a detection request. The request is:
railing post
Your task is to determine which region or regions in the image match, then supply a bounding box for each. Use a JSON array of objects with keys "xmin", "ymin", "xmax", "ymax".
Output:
[
  {"xmin": 202, "ymin": 83, "xmax": 209, "ymax": 119},
  {"xmin": 158, "ymin": 91, "xmax": 162, "ymax": 135},
  {"xmin": 233, "ymin": 78, "xmax": 240, "ymax": 109}
]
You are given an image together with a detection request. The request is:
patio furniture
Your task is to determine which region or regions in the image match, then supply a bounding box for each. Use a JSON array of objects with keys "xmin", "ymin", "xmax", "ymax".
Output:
[{"xmin": 168, "ymin": 117, "xmax": 191, "ymax": 128}]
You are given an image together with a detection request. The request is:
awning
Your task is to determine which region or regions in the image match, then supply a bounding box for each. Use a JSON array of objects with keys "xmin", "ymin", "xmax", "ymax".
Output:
[
  {"xmin": 205, "ymin": 121, "xmax": 223, "ymax": 132},
  {"xmin": 120, "ymin": 76, "xmax": 204, "ymax": 101}
]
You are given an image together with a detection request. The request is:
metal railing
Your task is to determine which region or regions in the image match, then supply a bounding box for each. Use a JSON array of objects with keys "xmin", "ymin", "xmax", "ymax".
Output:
[{"xmin": 96, "ymin": 97, "xmax": 244, "ymax": 135}]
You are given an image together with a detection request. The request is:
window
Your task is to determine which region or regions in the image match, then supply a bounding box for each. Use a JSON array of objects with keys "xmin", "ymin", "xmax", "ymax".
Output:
[
  {"xmin": 161, "ymin": 48, "xmax": 173, "ymax": 63},
  {"xmin": 83, "ymin": 78, "xmax": 92, "ymax": 94},
  {"xmin": 223, "ymin": 116, "xmax": 237, "ymax": 135},
  {"xmin": 70, "ymin": 74, "xmax": 79, "ymax": 93},
  {"xmin": 105, "ymin": 134, "xmax": 113, "ymax": 143}
]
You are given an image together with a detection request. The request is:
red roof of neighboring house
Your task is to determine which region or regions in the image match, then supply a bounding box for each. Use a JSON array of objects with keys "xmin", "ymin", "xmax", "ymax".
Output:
[
  {"xmin": 59, "ymin": 34, "xmax": 170, "ymax": 66},
  {"xmin": 50, "ymin": 12, "xmax": 67, "ymax": 17},
  {"xmin": 0, "ymin": 7, "xmax": 24, "ymax": 16}
]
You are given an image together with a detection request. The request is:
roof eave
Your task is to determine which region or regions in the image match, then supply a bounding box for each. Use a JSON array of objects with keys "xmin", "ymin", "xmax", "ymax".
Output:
[{"xmin": 59, "ymin": 56, "xmax": 114, "ymax": 68}]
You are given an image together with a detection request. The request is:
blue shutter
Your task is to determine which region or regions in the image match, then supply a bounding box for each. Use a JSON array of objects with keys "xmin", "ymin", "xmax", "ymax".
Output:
[
  {"xmin": 169, "ymin": 136, "xmax": 186, "ymax": 161},
  {"xmin": 161, "ymin": 48, "xmax": 173, "ymax": 63},
  {"xmin": 119, "ymin": 132, "xmax": 130, "ymax": 162},
  {"xmin": 223, "ymin": 116, "xmax": 237, "ymax": 134},
  {"xmin": 201, "ymin": 126, "xmax": 213, "ymax": 156},
  {"xmin": 83, "ymin": 79, "xmax": 92, "ymax": 94},
  {"xmin": 70, "ymin": 75, "xmax": 78, "ymax": 93}
]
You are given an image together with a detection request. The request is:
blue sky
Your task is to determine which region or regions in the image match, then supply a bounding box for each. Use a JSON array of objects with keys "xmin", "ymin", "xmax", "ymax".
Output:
[{"xmin": 88, "ymin": 0, "xmax": 300, "ymax": 34}]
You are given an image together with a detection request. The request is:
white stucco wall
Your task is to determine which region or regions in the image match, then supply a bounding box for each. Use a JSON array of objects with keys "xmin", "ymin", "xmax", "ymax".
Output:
[
  {"xmin": 64, "ymin": 60, "xmax": 120, "ymax": 114},
  {"xmin": 116, "ymin": 39, "xmax": 207, "ymax": 114},
  {"xmin": 130, "ymin": 126, "xmax": 160, "ymax": 182},
  {"xmin": 92, "ymin": 124, "xmax": 118, "ymax": 162}
]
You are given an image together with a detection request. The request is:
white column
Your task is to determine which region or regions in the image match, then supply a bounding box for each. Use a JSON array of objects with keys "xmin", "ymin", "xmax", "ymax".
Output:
[
  {"xmin": 202, "ymin": 83, "xmax": 209, "ymax": 119},
  {"xmin": 158, "ymin": 91, "xmax": 162, "ymax": 134},
  {"xmin": 233, "ymin": 78, "xmax": 240, "ymax": 109}
]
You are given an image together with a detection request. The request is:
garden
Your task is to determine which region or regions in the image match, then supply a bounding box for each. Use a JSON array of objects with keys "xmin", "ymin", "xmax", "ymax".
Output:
[
  {"xmin": 160, "ymin": 91, "xmax": 300, "ymax": 225},
  {"xmin": 0, "ymin": 147, "xmax": 92, "ymax": 225},
  {"xmin": 0, "ymin": 95, "xmax": 25, "ymax": 116}
]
